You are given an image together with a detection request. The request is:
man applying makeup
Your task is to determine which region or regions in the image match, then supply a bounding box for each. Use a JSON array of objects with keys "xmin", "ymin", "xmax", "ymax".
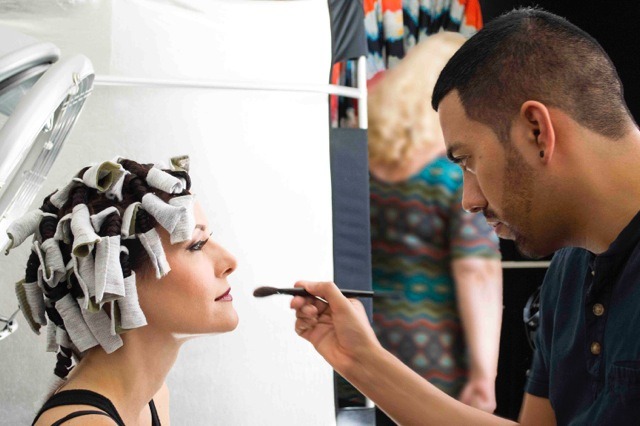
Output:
[{"xmin": 291, "ymin": 7, "xmax": 640, "ymax": 425}]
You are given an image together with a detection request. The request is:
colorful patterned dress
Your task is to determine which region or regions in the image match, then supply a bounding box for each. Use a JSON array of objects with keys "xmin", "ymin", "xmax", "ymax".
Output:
[{"xmin": 370, "ymin": 154, "xmax": 500, "ymax": 396}]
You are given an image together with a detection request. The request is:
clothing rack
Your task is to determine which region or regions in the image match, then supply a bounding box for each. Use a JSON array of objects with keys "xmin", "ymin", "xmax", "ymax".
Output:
[
  {"xmin": 94, "ymin": 56, "xmax": 369, "ymax": 129},
  {"xmin": 502, "ymin": 261, "xmax": 551, "ymax": 269}
]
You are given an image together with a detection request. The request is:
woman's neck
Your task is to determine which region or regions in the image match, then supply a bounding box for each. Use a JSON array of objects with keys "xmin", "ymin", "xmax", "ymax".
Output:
[
  {"xmin": 62, "ymin": 327, "xmax": 180, "ymax": 425},
  {"xmin": 370, "ymin": 145, "xmax": 444, "ymax": 183}
]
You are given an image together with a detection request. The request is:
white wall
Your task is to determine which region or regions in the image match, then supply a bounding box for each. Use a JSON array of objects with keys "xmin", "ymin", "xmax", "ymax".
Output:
[{"xmin": 0, "ymin": 1, "xmax": 336, "ymax": 424}]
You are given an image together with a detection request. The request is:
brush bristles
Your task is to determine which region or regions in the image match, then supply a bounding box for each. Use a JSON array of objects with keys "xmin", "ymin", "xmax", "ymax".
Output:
[{"xmin": 253, "ymin": 286, "xmax": 278, "ymax": 298}]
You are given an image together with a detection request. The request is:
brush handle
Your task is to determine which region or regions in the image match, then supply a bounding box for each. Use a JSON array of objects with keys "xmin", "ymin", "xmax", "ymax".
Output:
[{"xmin": 278, "ymin": 288, "xmax": 374, "ymax": 298}]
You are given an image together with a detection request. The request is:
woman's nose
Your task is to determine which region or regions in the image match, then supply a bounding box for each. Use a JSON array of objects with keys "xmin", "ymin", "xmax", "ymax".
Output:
[{"xmin": 213, "ymin": 243, "xmax": 237, "ymax": 278}]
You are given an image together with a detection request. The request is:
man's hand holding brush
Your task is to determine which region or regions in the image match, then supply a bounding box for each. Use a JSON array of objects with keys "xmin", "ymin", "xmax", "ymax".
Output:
[{"xmin": 289, "ymin": 280, "xmax": 381, "ymax": 376}]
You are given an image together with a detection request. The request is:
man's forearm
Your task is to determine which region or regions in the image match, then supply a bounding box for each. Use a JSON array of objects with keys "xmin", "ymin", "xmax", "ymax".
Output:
[{"xmin": 341, "ymin": 345, "xmax": 516, "ymax": 426}]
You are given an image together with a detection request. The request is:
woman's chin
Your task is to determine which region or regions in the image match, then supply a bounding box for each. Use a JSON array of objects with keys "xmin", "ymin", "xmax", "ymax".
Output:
[{"xmin": 172, "ymin": 316, "xmax": 239, "ymax": 341}]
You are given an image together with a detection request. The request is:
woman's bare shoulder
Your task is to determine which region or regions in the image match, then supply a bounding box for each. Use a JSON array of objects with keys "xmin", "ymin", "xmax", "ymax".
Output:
[{"xmin": 34, "ymin": 405, "xmax": 118, "ymax": 425}]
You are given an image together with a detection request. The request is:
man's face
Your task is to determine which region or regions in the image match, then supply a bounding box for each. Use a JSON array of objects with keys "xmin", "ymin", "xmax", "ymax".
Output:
[{"xmin": 438, "ymin": 91, "xmax": 555, "ymax": 258}]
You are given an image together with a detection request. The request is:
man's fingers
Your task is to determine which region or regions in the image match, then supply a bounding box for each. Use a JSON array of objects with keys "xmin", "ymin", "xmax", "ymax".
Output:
[{"xmin": 294, "ymin": 281, "xmax": 351, "ymax": 314}]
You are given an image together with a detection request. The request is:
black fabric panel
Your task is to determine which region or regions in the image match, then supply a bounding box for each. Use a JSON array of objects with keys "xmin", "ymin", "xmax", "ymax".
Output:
[
  {"xmin": 328, "ymin": 0, "xmax": 367, "ymax": 63},
  {"xmin": 330, "ymin": 128, "xmax": 372, "ymax": 319},
  {"xmin": 495, "ymin": 238, "xmax": 548, "ymax": 420}
]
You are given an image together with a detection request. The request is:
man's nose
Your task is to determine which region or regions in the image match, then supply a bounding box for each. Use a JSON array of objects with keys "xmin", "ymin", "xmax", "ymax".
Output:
[{"xmin": 461, "ymin": 175, "xmax": 488, "ymax": 214}]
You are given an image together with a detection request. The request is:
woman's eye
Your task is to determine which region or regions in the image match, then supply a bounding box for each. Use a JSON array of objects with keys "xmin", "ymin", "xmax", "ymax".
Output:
[
  {"xmin": 188, "ymin": 232, "xmax": 212, "ymax": 251},
  {"xmin": 189, "ymin": 242, "xmax": 204, "ymax": 251}
]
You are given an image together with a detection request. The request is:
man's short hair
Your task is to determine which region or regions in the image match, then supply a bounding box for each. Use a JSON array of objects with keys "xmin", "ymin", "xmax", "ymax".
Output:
[{"xmin": 432, "ymin": 7, "xmax": 633, "ymax": 142}]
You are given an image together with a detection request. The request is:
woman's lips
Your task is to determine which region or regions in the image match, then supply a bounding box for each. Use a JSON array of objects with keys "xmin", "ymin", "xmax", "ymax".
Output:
[{"xmin": 215, "ymin": 287, "xmax": 232, "ymax": 302}]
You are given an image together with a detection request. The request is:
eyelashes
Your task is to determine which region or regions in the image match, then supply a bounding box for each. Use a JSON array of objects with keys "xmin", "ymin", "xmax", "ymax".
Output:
[{"xmin": 188, "ymin": 231, "xmax": 213, "ymax": 251}]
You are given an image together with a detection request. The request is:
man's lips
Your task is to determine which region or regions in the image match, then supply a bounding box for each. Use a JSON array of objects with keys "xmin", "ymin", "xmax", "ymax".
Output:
[
  {"xmin": 215, "ymin": 288, "xmax": 232, "ymax": 301},
  {"xmin": 486, "ymin": 219, "xmax": 505, "ymax": 232}
]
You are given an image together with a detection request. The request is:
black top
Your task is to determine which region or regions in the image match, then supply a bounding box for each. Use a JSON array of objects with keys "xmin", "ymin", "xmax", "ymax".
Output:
[
  {"xmin": 32, "ymin": 389, "xmax": 161, "ymax": 426},
  {"xmin": 526, "ymin": 209, "xmax": 640, "ymax": 424}
]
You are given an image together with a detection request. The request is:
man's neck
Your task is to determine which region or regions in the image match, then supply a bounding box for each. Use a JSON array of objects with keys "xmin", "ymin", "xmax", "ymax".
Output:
[{"xmin": 570, "ymin": 128, "xmax": 640, "ymax": 254}]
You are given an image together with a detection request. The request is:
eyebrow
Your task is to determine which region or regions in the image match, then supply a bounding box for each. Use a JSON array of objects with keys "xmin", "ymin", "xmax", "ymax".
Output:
[{"xmin": 195, "ymin": 224, "xmax": 207, "ymax": 232}]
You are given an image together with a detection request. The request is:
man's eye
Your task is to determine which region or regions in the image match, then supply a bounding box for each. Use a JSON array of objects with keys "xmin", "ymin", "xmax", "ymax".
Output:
[{"xmin": 457, "ymin": 157, "xmax": 469, "ymax": 171}]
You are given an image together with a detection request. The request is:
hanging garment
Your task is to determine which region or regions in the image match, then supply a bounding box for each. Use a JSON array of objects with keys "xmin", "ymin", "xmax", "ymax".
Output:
[
  {"xmin": 365, "ymin": 0, "xmax": 483, "ymax": 81},
  {"xmin": 331, "ymin": 0, "xmax": 483, "ymax": 128}
]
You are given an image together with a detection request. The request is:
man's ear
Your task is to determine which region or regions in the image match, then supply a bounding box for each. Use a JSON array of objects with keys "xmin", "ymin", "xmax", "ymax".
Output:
[{"xmin": 520, "ymin": 101, "xmax": 555, "ymax": 163}]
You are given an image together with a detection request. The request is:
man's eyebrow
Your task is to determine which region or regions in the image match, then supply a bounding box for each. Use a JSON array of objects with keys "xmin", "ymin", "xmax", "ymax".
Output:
[{"xmin": 195, "ymin": 224, "xmax": 207, "ymax": 231}]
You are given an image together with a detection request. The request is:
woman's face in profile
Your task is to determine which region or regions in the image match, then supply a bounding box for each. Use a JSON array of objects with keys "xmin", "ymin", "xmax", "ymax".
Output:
[{"xmin": 137, "ymin": 201, "xmax": 239, "ymax": 338}]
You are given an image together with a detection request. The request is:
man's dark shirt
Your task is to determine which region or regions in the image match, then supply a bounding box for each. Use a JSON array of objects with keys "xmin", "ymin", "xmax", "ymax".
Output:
[{"xmin": 526, "ymin": 210, "xmax": 640, "ymax": 425}]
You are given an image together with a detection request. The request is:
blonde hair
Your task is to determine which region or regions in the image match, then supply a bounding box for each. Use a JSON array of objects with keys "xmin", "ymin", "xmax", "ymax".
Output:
[{"xmin": 368, "ymin": 31, "xmax": 467, "ymax": 166}]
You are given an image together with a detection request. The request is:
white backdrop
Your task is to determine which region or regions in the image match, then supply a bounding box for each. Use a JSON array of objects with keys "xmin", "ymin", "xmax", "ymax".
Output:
[{"xmin": 0, "ymin": 1, "xmax": 336, "ymax": 424}]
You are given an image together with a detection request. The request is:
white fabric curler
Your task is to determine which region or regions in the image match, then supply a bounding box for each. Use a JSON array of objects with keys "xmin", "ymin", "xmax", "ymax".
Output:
[
  {"xmin": 138, "ymin": 228, "xmax": 170, "ymax": 279},
  {"xmin": 80, "ymin": 306, "xmax": 123, "ymax": 354},
  {"xmin": 168, "ymin": 195, "xmax": 196, "ymax": 244},
  {"xmin": 116, "ymin": 272, "xmax": 147, "ymax": 331},
  {"xmin": 141, "ymin": 193, "xmax": 185, "ymax": 234},
  {"xmin": 40, "ymin": 239, "xmax": 67, "ymax": 286},
  {"xmin": 121, "ymin": 202, "xmax": 141, "ymax": 239},
  {"xmin": 82, "ymin": 161, "xmax": 125, "ymax": 193},
  {"xmin": 56, "ymin": 293, "xmax": 99, "ymax": 353},
  {"xmin": 49, "ymin": 178, "xmax": 83, "ymax": 209},
  {"xmin": 5, "ymin": 209, "xmax": 43, "ymax": 254},
  {"xmin": 94, "ymin": 235, "xmax": 125, "ymax": 304},
  {"xmin": 146, "ymin": 167, "xmax": 185, "ymax": 194},
  {"xmin": 105, "ymin": 170, "xmax": 129, "ymax": 201},
  {"xmin": 54, "ymin": 213, "xmax": 73, "ymax": 244},
  {"xmin": 90, "ymin": 206, "xmax": 120, "ymax": 233},
  {"xmin": 70, "ymin": 204, "xmax": 101, "ymax": 257}
]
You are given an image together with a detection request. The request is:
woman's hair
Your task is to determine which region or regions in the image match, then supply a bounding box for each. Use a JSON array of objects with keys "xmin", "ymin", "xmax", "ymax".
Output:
[
  {"xmin": 368, "ymin": 31, "xmax": 467, "ymax": 166},
  {"xmin": 6, "ymin": 156, "xmax": 195, "ymax": 395}
]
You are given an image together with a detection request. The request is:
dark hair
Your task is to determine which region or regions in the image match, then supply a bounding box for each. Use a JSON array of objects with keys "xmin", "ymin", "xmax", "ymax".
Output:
[
  {"xmin": 432, "ymin": 7, "xmax": 634, "ymax": 142},
  {"xmin": 36, "ymin": 159, "xmax": 192, "ymax": 383},
  {"xmin": 57, "ymin": 160, "xmax": 190, "ymax": 274}
]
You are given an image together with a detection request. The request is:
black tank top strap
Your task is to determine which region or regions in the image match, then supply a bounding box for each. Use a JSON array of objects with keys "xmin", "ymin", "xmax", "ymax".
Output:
[
  {"xmin": 32, "ymin": 389, "xmax": 161, "ymax": 426},
  {"xmin": 32, "ymin": 389, "xmax": 125, "ymax": 426},
  {"xmin": 51, "ymin": 410, "xmax": 112, "ymax": 425},
  {"xmin": 149, "ymin": 399, "xmax": 161, "ymax": 426}
]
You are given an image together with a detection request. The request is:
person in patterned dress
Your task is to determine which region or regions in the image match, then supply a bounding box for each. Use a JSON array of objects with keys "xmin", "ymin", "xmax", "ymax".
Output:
[{"xmin": 367, "ymin": 31, "xmax": 502, "ymax": 421}]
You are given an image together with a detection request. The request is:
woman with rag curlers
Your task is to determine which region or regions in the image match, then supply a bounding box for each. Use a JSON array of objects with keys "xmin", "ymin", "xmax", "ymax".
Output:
[{"xmin": 6, "ymin": 156, "xmax": 238, "ymax": 425}]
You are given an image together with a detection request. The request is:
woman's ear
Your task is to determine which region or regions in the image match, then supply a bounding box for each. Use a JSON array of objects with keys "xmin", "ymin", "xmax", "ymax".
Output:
[{"xmin": 520, "ymin": 100, "xmax": 555, "ymax": 164}]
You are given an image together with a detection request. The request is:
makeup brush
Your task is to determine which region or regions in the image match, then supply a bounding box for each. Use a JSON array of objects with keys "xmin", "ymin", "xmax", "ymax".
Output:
[{"xmin": 253, "ymin": 286, "xmax": 374, "ymax": 299}]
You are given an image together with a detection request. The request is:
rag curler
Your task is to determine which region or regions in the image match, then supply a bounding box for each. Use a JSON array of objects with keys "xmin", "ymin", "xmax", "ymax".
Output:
[
  {"xmin": 168, "ymin": 194, "xmax": 196, "ymax": 244},
  {"xmin": 141, "ymin": 193, "xmax": 185, "ymax": 234},
  {"xmin": 54, "ymin": 213, "xmax": 73, "ymax": 244},
  {"xmin": 55, "ymin": 293, "xmax": 99, "ymax": 353},
  {"xmin": 70, "ymin": 204, "xmax": 101, "ymax": 258},
  {"xmin": 49, "ymin": 178, "xmax": 82, "ymax": 209},
  {"xmin": 145, "ymin": 167, "xmax": 186, "ymax": 194},
  {"xmin": 138, "ymin": 229, "xmax": 171, "ymax": 279},
  {"xmin": 82, "ymin": 161, "xmax": 126, "ymax": 193},
  {"xmin": 5, "ymin": 209, "xmax": 43, "ymax": 254},
  {"xmin": 80, "ymin": 307, "xmax": 123, "ymax": 353}
]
